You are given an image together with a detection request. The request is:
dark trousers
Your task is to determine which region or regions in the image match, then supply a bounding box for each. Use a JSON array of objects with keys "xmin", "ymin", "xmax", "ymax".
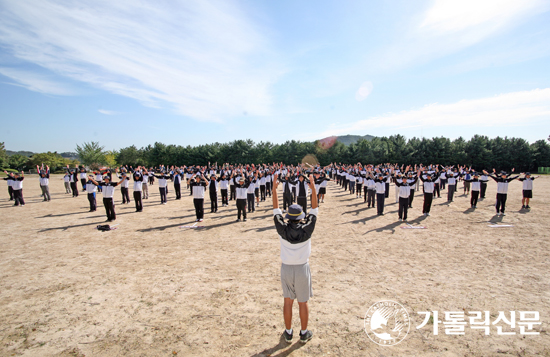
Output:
[
  {"xmin": 87, "ymin": 192, "xmax": 96, "ymax": 211},
  {"xmin": 376, "ymin": 193, "xmax": 385, "ymax": 215},
  {"xmin": 470, "ymin": 190, "xmax": 479, "ymax": 207},
  {"xmin": 423, "ymin": 192, "xmax": 433, "ymax": 214},
  {"xmin": 103, "ymin": 197, "xmax": 115, "ymax": 220},
  {"xmin": 409, "ymin": 189, "xmax": 415, "ymax": 207},
  {"xmin": 291, "ymin": 187, "xmax": 296, "ymax": 202},
  {"xmin": 193, "ymin": 198, "xmax": 204, "ymax": 219},
  {"xmin": 80, "ymin": 178, "xmax": 86, "ymax": 190},
  {"xmin": 441, "ymin": 179, "xmax": 447, "ymax": 190},
  {"xmin": 447, "ymin": 184, "xmax": 456, "ymax": 202},
  {"xmin": 209, "ymin": 191, "xmax": 218, "ymax": 212},
  {"xmin": 8, "ymin": 186, "xmax": 13, "ymax": 200},
  {"xmin": 134, "ymin": 191, "xmax": 142, "ymax": 211},
  {"xmin": 480, "ymin": 182, "xmax": 487, "ymax": 198},
  {"xmin": 174, "ymin": 183, "xmax": 181, "ymax": 199},
  {"xmin": 266, "ymin": 182, "xmax": 271, "ymax": 197},
  {"xmin": 367, "ymin": 189, "xmax": 375, "ymax": 207},
  {"xmin": 247, "ymin": 193, "xmax": 255, "ymax": 212},
  {"xmin": 260, "ymin": 185, "xmax": 266, "ymax": 201},
  {"xmin": 70, "ymin": 182, "xmax": 79, "ymax": 197},
  {"xmin": 13, "ymin": 189, "xmax": 25, "ymax": 206},
  {"xmin": 159, "ymin": 187, "xmax": 167, "ymax": 203},
  {"xmin": 496, "ymin": 193, "xmax": 507, "ymax": 213},
  {"xmin": 398, "ymin": 197, "xmax": 409, "ymax": 220},
  {"xmin": 121, "ymin": 187, "xmax": 130, "ymax": 203},
  {"xmin": 230, "ymin": 185, "xmax": 236, "ymax": 200},
  {"xmin": 283, "ymin": 192, "xmax": 293, "ymax": 210},
  {"xmin": 236, "ymin": 198, "xmax": 247, "ymax": 219},
  {"xmin": 385, "ymin": 183, "xmax": 390, "ymax": 198},
  {"xmin": 434, "ymin": 183, "xmax": 440, "ymax": 198},
  {"xmin": 297, "ymin": 196, "xmax": 308, "ymax": 215},
  {"xmin": 349, "ymin": 181, "xmax": 355, "ymax": 194},
  {"xmin": 356, "ymin": 183, "xmax": 362, "ymax": 196},
  {"xmin": 221, "ymin": 189, "xmax": 228, "ymax": 205}
]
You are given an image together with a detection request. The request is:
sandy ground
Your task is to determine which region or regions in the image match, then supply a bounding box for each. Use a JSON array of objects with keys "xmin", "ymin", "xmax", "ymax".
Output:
[{"xmin": 0, "ymin": 174, "xmax": 549, "ymax": 357}]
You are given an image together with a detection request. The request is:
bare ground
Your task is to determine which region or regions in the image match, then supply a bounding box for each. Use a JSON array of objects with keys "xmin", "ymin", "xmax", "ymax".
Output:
[{"xmin": 0, "ymin": 175, "xmax": 549, "ymax": 357}]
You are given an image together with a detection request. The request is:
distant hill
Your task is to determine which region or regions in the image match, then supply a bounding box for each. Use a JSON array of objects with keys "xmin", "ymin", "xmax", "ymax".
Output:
[
  {"xmin": 317, "ymin": 134, "xmax": 375, "ymax": 146},
  {"xmin": 6, "ymin": 150, "xmax": 34, "ymax": 157},
  {"xmin": 6, "ymin": 150, "xmax": 79, "ymax": 160}
]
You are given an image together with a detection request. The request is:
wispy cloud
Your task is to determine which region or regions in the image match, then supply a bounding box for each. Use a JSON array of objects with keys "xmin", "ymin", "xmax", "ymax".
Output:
[
  {"xmin": 0, "ymin": 0, "xmax": 281, "ymax": 121},
  {"xmin": 371, "ymin": 0, "xmax": 549, "ymax": 72},
  {"xmin": 98, "ymin": 109, "xmax": 119, "ymax": 115},
  {"xmin": 0, "ymin": 67, "xmax": 76, "ymax": 95},
  {"xmin": 312, "ymin": 88, "xmax": 550, "ymax": 138}
]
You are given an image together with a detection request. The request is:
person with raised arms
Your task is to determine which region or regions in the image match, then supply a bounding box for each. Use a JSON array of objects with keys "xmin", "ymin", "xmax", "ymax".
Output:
[
  {"xmin": 89, "ymin": 174, "xmax": 128, "ymax": 222},
  {"xmin": 272, "ymin": 173, "xmax": 317, "ymax": 345},
  {"xmin": 189, "ymin": 172, "xmax": 207, "ymax": 222},
  {"xmin": 37, "ymin": 165, "xmax": 51, "ymax": 202},
  {"xmin": 232, "ymin": 169, "xmax": 250, "ymax": 222},
  {"xmin": 483, "ymin": 168, "xmax": 520, "ymax": 217},
  {"xmin": 5, "ymin": 170, "xmax": 25, "ymax": 206},
  {"xmin": 3, "ymin": 171, "xmax": 15, "ymax": 201}
]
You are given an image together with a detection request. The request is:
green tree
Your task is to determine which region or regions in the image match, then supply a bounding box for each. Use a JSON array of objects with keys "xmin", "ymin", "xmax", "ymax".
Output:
[
  {"xmin": 104, "ymin": 150, "xmax": 118, "ymax": 168},
  {"xmin": 28, "ymin": 152, "xmax": 71, "ymax": 172},
  {"xmin": 9, "ymin": 154, "xmax": 29, "ymax": 170},
  {"xmin": 0, "ymin": 142, "xmax": 7, "ymax": 169},
  {"xmin": 75, "ymin": 141, "xmax": 106, "ymax": 166},
  {"xmin": 116, "ymin": 145, "xmax": 145, "ymax": 167}
]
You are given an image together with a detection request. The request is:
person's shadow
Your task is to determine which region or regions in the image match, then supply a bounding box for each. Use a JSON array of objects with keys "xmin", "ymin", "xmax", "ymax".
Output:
[{"xmin": 250, "ymin": 334, "xmax": 304, "ymax": 357}]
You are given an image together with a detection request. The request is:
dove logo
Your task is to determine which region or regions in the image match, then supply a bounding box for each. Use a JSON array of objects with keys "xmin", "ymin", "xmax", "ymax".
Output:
[{"xmin": 364, "ymin": 300, "xmax": 410, "ymax": 346}]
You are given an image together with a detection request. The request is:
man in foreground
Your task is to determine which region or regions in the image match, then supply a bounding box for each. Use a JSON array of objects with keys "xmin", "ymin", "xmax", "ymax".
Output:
[{"xmin": 272, "ymin": 173, "xmax": 317, "ymax": 344}]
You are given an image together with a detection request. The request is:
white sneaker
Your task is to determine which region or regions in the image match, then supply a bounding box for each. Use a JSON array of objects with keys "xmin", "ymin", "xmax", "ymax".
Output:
[
  {"xmin": 426, "ymin": 213, "xmax": 430, "ymax": 216},
  {"xmin": 496, "ymin": 213, "xmax": 500, "ymax": 216},
  {"xmin": 501, "ymin": 213, "xmax": 506, "ymax": 216}
]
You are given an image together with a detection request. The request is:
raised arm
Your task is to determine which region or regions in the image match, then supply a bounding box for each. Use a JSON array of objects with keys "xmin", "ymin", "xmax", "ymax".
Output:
[
  {"xmin": 308, "ymin": 174, "xmax": 318, "ymax": 209},
  {"xmin": 272, "ymin": 175, "xmax": 279, "ymax": 209}
]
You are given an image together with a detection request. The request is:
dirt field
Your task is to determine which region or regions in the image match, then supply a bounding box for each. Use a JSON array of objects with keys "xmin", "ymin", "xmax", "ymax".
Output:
[{"xmin": 0, "ymin": 174, "xmax": 549, "ymax": 357}]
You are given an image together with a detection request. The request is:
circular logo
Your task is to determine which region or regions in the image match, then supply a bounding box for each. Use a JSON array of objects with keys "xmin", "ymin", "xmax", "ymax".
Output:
[{"xmin": 364, "ymin": 300, "xmax": 410, "ymax": 346}]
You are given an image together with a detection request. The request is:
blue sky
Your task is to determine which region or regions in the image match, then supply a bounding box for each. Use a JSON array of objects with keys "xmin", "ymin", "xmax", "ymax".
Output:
[{"xmin": 0, "ymin": 0, "xmax": 549, "ymax": 153}]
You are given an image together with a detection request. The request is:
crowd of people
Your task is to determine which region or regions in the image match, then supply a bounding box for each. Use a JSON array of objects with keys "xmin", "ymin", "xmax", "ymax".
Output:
[
  {"xmin": 2, "ymin": 162, "xmax": 540, "ymax": 223},
  {"xmin": 1, "ymin": 160, "xmax": 542, "ymax": 344}
]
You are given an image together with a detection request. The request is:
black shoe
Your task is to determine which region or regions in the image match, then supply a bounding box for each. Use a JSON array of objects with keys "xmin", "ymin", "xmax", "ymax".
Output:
[
  {"xmin": 243, "ymin": 218, "xmax": 247, "ymax": 222},
  {"xmin": 282, "ymin": 330, "xmax": 293, "ymax": 343},
  {"xmin": 299, "ymin": 330, "xmax": 313, "ymax": 344},
  {"xmin": 526, "ymin": 205, "xmax": 530, "ymax": 209},
  {"xmin": 236, "ymin": 218, "xmax": 241, "ymax": 222}
]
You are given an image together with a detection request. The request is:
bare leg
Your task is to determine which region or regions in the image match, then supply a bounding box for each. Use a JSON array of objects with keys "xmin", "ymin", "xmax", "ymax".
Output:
[
  {"xmin": 284, "ymin": 298, "xmax": 294, "ymax": 330},
  {"xmin": 298, "ymin": 301, "xmax": 309, "ymax": 331}
]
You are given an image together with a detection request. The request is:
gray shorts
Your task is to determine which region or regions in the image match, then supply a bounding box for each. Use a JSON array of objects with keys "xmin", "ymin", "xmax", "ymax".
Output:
[{"xmin": 281, "ymin": 263, "xmax": 312, "ymax": 302}]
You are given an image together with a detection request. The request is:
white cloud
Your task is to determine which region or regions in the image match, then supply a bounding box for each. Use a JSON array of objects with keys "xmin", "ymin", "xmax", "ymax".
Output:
[
  {"xmin": 98, "ymin": 110, "xmax": 119, "ymax": 115},
  {"xmin": 372, "ymin": 0, "xmax": 549, "ymax": 72},
  {"xmin": 314, "ymin": 88, "xmax": 550, "ymax": 138},
  {"xmin": 355, "ymin": 81, "xmax": 373, "ymax": 101},
  {"xmin": 0, "ymin": 67, "xmax": 76, "ymax": 95},
  {"xmin": 0, "ymin": 0, "xmax": 281, "ymax": 121}
]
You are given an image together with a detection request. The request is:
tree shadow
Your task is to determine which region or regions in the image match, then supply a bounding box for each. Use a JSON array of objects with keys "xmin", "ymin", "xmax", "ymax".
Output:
[{"xmin": 250, "ymin": 334, "xmax": 304, "ymax": 357}]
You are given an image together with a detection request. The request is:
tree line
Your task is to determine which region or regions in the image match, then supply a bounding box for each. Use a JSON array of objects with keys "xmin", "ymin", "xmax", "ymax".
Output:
[
  {"xmin": 114, "ymin": 135, "xmax": 550, "ymax": 172},
  {"xmin": 2, "ymin": 135, "xmax": 550, "ymax": 173}
]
